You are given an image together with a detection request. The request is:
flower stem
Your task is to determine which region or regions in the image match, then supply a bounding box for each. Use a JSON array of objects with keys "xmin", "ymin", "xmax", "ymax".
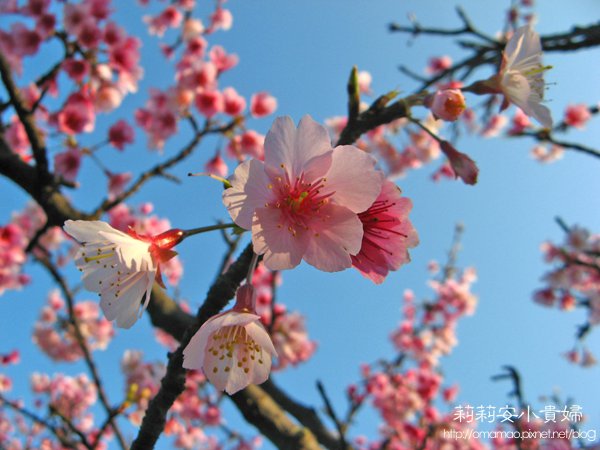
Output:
[{"xmin": 182, "ymin": 223, "xmax": 238, "ymax": 238}]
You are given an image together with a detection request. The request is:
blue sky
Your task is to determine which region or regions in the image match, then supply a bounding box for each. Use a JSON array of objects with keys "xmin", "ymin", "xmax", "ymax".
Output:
[{"xmin": 1, "ymin": 0, "xmax": 600, "ymax": 448}]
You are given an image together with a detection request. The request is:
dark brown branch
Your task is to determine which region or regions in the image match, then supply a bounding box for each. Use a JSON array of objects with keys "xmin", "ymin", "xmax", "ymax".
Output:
[
  {"xmin": 0, "ymin": 135, "xmax": 88, "ymax": 226},
  {"xmin": 262, "ymin": 379, "xmax": 344, "ymax": 449},
  {"xmin": 230, "ymin": 385, "xmax": 321, "ymax": 450},
  {"xmin": 0, "ymin": 52, "xmax": 50, "ymax": 179}
]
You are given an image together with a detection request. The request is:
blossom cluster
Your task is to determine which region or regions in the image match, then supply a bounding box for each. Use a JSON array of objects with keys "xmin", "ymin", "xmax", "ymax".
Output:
[
  {"xmin": 534, "ymin": 225, "xmax": 600, "ymax": 366},
  {"xmin": 0, "ymin": 203, "xmax": 65, "ymax": 295},
  {"xmin": 32, "ymin": 289, "xmax": 114, "ymax": 361},
  {"xmin": 134, "ymin": 0, "xmax": 277, "ymax": 157},
  {"xmin": 349, "ymin": 263, "xmax": 481, "ymax": 449}
]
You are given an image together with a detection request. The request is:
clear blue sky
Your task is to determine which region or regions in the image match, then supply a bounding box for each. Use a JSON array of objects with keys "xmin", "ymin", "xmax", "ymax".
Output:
[{"xmin": 1, "ymin": 1, "xmax": 599, "ymax": 448}]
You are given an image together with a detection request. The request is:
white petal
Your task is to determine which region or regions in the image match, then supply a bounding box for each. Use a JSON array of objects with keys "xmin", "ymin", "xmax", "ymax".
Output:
[{"xmin": 63, "ymin": 220, "xmax": 119, "ymax": 243}]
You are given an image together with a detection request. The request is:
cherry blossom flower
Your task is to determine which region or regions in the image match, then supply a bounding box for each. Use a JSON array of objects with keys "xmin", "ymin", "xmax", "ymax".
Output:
[
  {"xmin": 183, "ymin": 285, "xmax": 277, "ymax": 394},
  {"xmin": 56, "ymin": 91, "xmax": 95, "ymax": 135},
  {"xmin": 426, "ymin": 55, "xmax": 452, "ymax": 74},
  {"xmin": 564, "ymin": 103, "xmax": 591, "ymax": 129},
  {"xmin": 195, "ymin": 89, "xmax": 224, "ymax": 118},
  {"xmin": 497, "ymin": 25, "xmax": 552, "ymax": 128},
  {"xmin": 54, "ymin": 146, "xmax": 82, "ymax": 182},
  {"xmin": 351, "ymin": 181, "xmax": 419, "ymax": 284},
  {"xmin": 205, "ymin": 153, "xmax": 228, "ymax": 177},
  {"xmin": 107, "ymin": 171, "xmax": 132, "ymax": 200},
  {"xmin": 63, "ymin": 220, "xmax": 183, "ymax": 328},
  {"xmin": 108, "ymin": 119, "xmax": 135, "ymax": 151},
  {"xmin": 250, "ymin": 92, "xmax": 277, "ymax": 118},
  {"xmin": 223, "ymin": 115, "xmax": 384, "ymax": 271},
  {"xmin": 222, "ymin": 87, "xmax": 246, "ymax": 116}
]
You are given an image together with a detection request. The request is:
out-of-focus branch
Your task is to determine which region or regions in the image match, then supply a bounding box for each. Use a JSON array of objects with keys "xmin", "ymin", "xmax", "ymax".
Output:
[
  {"xmin": 512, "ymin": 130, "xmax": 600, "ymax": 160},
  {"xmin": 0, "ymin": 394, "xmax": 81, "ymax": 449},
  {"xmin": 389, "ymin": 6, "xmax": 498, "ymax": 45},
  {"xmin": 317, "ymin": 381, "xmax": 349, "ymax": 450},
  {"xmin": 91, "ymin": 131, "xmax": 205, "ymax": 216}
]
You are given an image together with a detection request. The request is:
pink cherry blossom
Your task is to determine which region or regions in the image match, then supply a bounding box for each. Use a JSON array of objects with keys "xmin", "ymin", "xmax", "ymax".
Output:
[
  {"xmin": 351, "ymin": 181, "xmax": 419, "ymax": 284},
  {"xmin": 5, "ymin": 116, "xmax": 30, "ymax": 160},
  {"xmin": 564, "ymin": 103, "xmax": 591, "ymax": 129},
  {"xmin": 12, "ymin": 23, "xmax": 42, "ymax": 57},
  {"xmin": 426, "ymin": 89, "xmax": 466, "ymax": 122},
  {"xmin": 208, "ymin": 7, "xmax": 233, "ymax": 33},
  {"xmin": 54, "ymin": 146, "xmax": 82, "ymax": 182},
  {"xmin": 250, "ymin": 92, "xmax": 277, "ymax": 118},
  {"xmin": 62, "ymin": 58, "xmax": 90, "ymax": 83},
  {"xmin": 108, "ymin": 119, "xmax": 135, "ymax": 151},
  {"xmin": 222, "ymin": 87, "xmax": 246, "ymax": 116},
  {"xmin": 426, "ymin": 55, "xmax": 452, "ymax": 74},
  {"xmin": 56, "ymin": 91, "xmax": 95, "ymax": 135},
  {"xmin": 183, "ymin": 285, "xmax": 277, "ymax": 394},
  {"xmin": 223, "ymin": 115, "xmax": 384, "ymax": 271},
  {"xmin": 107, "ymin": 172, "xmax": 132, "ymax": 200},
  {"xmin": 508, "ymin": 108, "xmax": 532, "ymax": 134},
  {"xmin": 209, "ymin": 45, "xmax": 239, "ymax": 73},
  {"xmin": 205, "ymin": 153, "xmax": 228, "ymax": 177},
  {"xmin": 195, "ymin": 89, "xmax": 224, "ymax": 118}
]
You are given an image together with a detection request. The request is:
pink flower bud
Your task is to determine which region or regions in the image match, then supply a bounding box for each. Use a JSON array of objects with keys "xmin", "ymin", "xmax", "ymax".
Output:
[
  {"xmin": 440, "ymin": 141, "xmax": 478, "ymax": 185},
  {"xmin": 426, "ymin": 89, "xmax": 466, "ymax": 122}
]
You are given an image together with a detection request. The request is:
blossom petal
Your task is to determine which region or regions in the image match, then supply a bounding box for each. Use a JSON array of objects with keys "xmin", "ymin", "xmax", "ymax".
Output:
[
  {"xmin": 246, "ymin": 321, "xmax": 278, "ymax": 357},
  {"xmin": 223, "ymin": 159, "xmax": 274, "ymax": 230},
  {"xmin": 99, "ymin": 271, "xmax": 151, "ymax": 329},
  {"xmin": 529, "ymin": 102, "xmax": 553, "ymax": 129},
  {"xmin": 303, "ymin": 203, "xmax": 363, "ymax": 272},
  {"xmin": 324, "ymin": 146, "xmax": 383, "ymax": 213},
  {"xmin": 64, "ymin": 220, "xmax": 121, "ymax": 243},
  {"xmin": 264, "ymin": 115, "xmax": 332, "ymax": 179},
  {"xmin": 252, "ymin": 207, "xmax": 309, "ymax": 270},
  {"xmin": 505, "ymin": 26, "xmax": 541, "ymax": 71}
]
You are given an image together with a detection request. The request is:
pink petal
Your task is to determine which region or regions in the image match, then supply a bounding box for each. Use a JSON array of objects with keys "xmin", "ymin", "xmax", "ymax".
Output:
[
  {"xmin": 264, "ymin": 115, "xmax": 332, "ymax": 180},
  {"xmin": 223, "ymin": 159, "xmax": 274, "ymax": 230},
  {"xmin": 252, "ymin": 207, "xmax": 309, "ymax": 270},
  {"xmin": 303, "ymin": 203, "xmax": 363, "ymax": 272},
  {"xmin": 324, "ymin": 146, "xmax": 383, "ymax": 213}
]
